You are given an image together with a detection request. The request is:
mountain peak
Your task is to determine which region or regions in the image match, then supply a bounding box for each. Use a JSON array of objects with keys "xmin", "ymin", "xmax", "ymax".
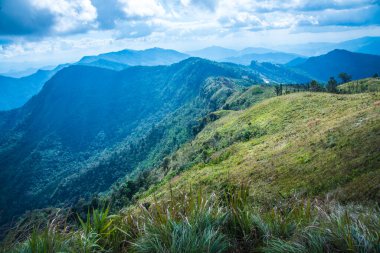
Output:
[
  {"xmin": 293, "ymin": 49, "xmax": 380, "ymax": 81},
  {"xmin": 328, "ymin": 49, "xmax": 351, "ymax": 54},
  {"xmin": 78, "ymin": 48, "xmax": 189, "ymax": 67}
]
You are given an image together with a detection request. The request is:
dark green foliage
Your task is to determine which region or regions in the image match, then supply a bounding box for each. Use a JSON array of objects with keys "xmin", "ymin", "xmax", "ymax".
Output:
[
  {"xmin": 309, "ymin": 80, "xmax": 324, "ymax": 92},
  {"xmin": 274, "ymin": 84, "xmax": 283, "ymax": 96},
  {"xmin": 326, "ymin": 77, "xmax": 338, "ymax": 93},
  {"xmin": 339, "ymin": 72, "xmax": 352, "ymax": 84}
]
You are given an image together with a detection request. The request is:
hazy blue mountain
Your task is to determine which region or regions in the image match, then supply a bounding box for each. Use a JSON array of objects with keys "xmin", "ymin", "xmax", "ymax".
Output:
[
  {"xmin": 239, "ymin": 47, "xmax": 277, "ymax": 55},
  {"xmin": 187, "ymin": 46, "xmax": 238, "ymax": 60},
  {"xmin": 223, "ymin": 52, "xmax": 301, "ymax": 65},
  {"xmin": 77, "ymin": 59, "xmax": 129, "ymax": 70},
  {"xmin": 285, "ymin": 57, "xmax": 308, "ymax": 67},
  {"xmin": 188, "ymin": 46, "xmax": 301, "ymax": 64},
  {"xmin": 1, "ymin": 68, "xmax": 41, "ymax": 78},
  {"xmin": 0, "ymin": 64, "xmax": 70, "ymax": 111},
  {"xmin": 0, "ymin": 58, "xmax": 263, "ymax": 227},
  {"xmin": 79, "ymin": 47, "xmax": 189, "ymax": 66},
  {"xmin": 249, "ymin": 61, "xmax": 311, "ymax": 84},
  {"xmin": 0, "ymin": 69, "xmax": 57, "ymax": 111},
  {"xmin": 336, "ymin": 36, "xmax": 380, "ymax": 55},
  {"xmin": 278, "ymin": 37, "xmax": 380, "ymax": 56},
  {"xmin": 291, "ymin": 49, "xmax": 380, "ymax": 81},
  {"xmin": 0, "ymin": 48, "xmax": 188, "ymax": 111}
]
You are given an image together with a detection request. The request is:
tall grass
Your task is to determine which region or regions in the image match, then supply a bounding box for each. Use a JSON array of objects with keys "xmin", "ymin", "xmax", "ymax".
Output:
[
  {"xmin": 2, "ymin": 185, "xmax": 379, "ymax": 253},
  {"xmin": 132, "ymin": 190, "xmax": 229, "ymax": 253}
]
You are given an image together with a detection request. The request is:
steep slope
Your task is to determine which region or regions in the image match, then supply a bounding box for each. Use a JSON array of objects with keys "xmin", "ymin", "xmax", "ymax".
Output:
[
  {"xmin": 141, "ymin": 92, "xmax": 380, "ymax": 203},
  {"xmin": 0, "ymin": 58, "xmax": 264, "ymax": 227},
  {"xmin": 0, "ymin": 64, "xmax": 69, "ymax": 111},
  {"xmin": 78, "ymin": 47, "xmax": 189, "ymax": 66},
  {"xmin": 292, "ymin": 50, "xmax": 380, "ymax": 81}
]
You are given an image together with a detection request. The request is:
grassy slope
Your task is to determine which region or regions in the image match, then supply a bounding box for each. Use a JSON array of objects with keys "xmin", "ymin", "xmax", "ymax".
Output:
[
  {"xmin": 142, "ymin": 92, "xmax": 380, "ymax": 204},
  {"xmin": 3, "ymin": 90, "xmax": 380, "ymax": 253},
  {"xmin": 338, "ymin": 77, "xmax": 380, "ymax": 93}
]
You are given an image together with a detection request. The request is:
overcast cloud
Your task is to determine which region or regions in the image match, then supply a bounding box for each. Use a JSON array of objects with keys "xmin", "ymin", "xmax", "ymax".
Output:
[{"xmin": 0, "ymin": 0, "xmax": 379, "ymax": 71}]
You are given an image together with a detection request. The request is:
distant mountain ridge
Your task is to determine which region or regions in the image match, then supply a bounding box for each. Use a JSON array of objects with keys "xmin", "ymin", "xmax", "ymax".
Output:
[
  {"xmin": 223, "ymin": 52, "xmax": 301, "ymax": 65},
  {"xmin": 187, "ymin": 46, "xmax": 299, "ymax": 63},
  {"xmin": 188, "ymin": 37, "xmax": 380, "ymax": 60},
  {"xmin": 187, "ymin": 46, "xmax": 238, "ymax": 60},
  {"xmin": 1, "ymin": 45, "xmax": 379, "ymax": 112},
  {"xmin": 278, "ymin": 36, "xmax": 380, "ymax": 56},
  {"xmin": 0, "ymin": 48, "xmax": 190, "ymax": 111},
  {"xmin": 0, "ymin": 68, "xmax": 61, "ymax": 111},
  {"xmin": 291, "ymin": 49, "xmax": 380, "ymax": 81},
  {"xmin": 78, "ymin": 47, "xmax": 190, "ymax": 66}
]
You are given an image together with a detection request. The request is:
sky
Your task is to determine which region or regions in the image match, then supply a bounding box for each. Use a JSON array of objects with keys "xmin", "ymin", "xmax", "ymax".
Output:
[{"xmin": 0, "ymin": 0, "xmax": 380, "ymax": 73}]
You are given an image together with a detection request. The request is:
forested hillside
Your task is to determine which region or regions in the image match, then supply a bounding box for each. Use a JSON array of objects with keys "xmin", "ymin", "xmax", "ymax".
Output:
[
  {"xmin": 2, "ymin": 84, "xmax": 379, "ymax": 253},
  {"xmin": 0, "ymin": 58, "xmax": 272, "ymax": 230}
]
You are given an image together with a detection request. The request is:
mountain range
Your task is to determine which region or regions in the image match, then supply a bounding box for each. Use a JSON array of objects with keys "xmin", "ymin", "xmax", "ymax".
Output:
[
  {"xmin": 186, "ymin": 36, "xmax": 380, "ymax": 62},
  {"xmin": 290, "ymin": 49, "xmax": 380, "ymax": 81},
  {"xmin": 78, "ymin": 47, "xmax": 189, "ymax": 67},
  {"xmin": 2, "ymin": 46, "xmax": 380, "ymax": 111},
  {"xmin": 187, "ymin": 46, "xmax": 300, "ymax": 64},
  {"xmin": 0, "ymin": 58, "xmax": 265, "ymax": 228},
  {"xmin": 277, "ymin": 36, "xmax": 380, "ymax": 56},
  {"xmin": 0, "ymin": 48, "xmax": 190, "ymax": 111}
]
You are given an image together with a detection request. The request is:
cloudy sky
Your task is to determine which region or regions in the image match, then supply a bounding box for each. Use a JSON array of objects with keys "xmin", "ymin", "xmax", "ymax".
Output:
[{"xmin": 0, "ymin": 0, "xmax": 380, "ymax": 72}]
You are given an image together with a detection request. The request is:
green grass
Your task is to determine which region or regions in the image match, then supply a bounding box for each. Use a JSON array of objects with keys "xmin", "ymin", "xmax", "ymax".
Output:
[
  {"xmin": 4, "ymin": 186, "xmax": 380, "ymax": 253},
  {"xmin": 142, "ymin": 92, "xmax": 380, "ymax": 203},
  {"xmin": 338, "ymin": 77, "xmax": 380, "ymax": 93}
]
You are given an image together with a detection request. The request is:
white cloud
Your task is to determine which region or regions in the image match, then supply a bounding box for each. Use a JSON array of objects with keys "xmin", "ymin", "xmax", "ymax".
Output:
[
  {"xmin": 118, "ymin": 0, "xmax": 166, "ymax": 18},
  {"xmin": 0, "ymin": 0, "xmax": 379, "ymax": 69},
  {"xmin": 30, "ymin": 0, "xmax": 98, "ymax": 33}
]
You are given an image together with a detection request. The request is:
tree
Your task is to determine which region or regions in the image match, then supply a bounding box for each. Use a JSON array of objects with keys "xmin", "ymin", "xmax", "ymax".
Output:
[
  {"xmin": 326, "ymin": 77, "xmax": 338, "ymax": 93},
  {"xmin": 309, "ymin": 80, "xmax": 323, "ymax": 92},
  {"xmin": 274, "ymin": 84, "xmax": 283, "ymax": 96},
  {"xmin": 338, "ymin": 72, "xmax": 352, "ymax": 84},
  {"xmin": 373, "ymin": 73, "xmax": 379, "ymax": 78}
]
